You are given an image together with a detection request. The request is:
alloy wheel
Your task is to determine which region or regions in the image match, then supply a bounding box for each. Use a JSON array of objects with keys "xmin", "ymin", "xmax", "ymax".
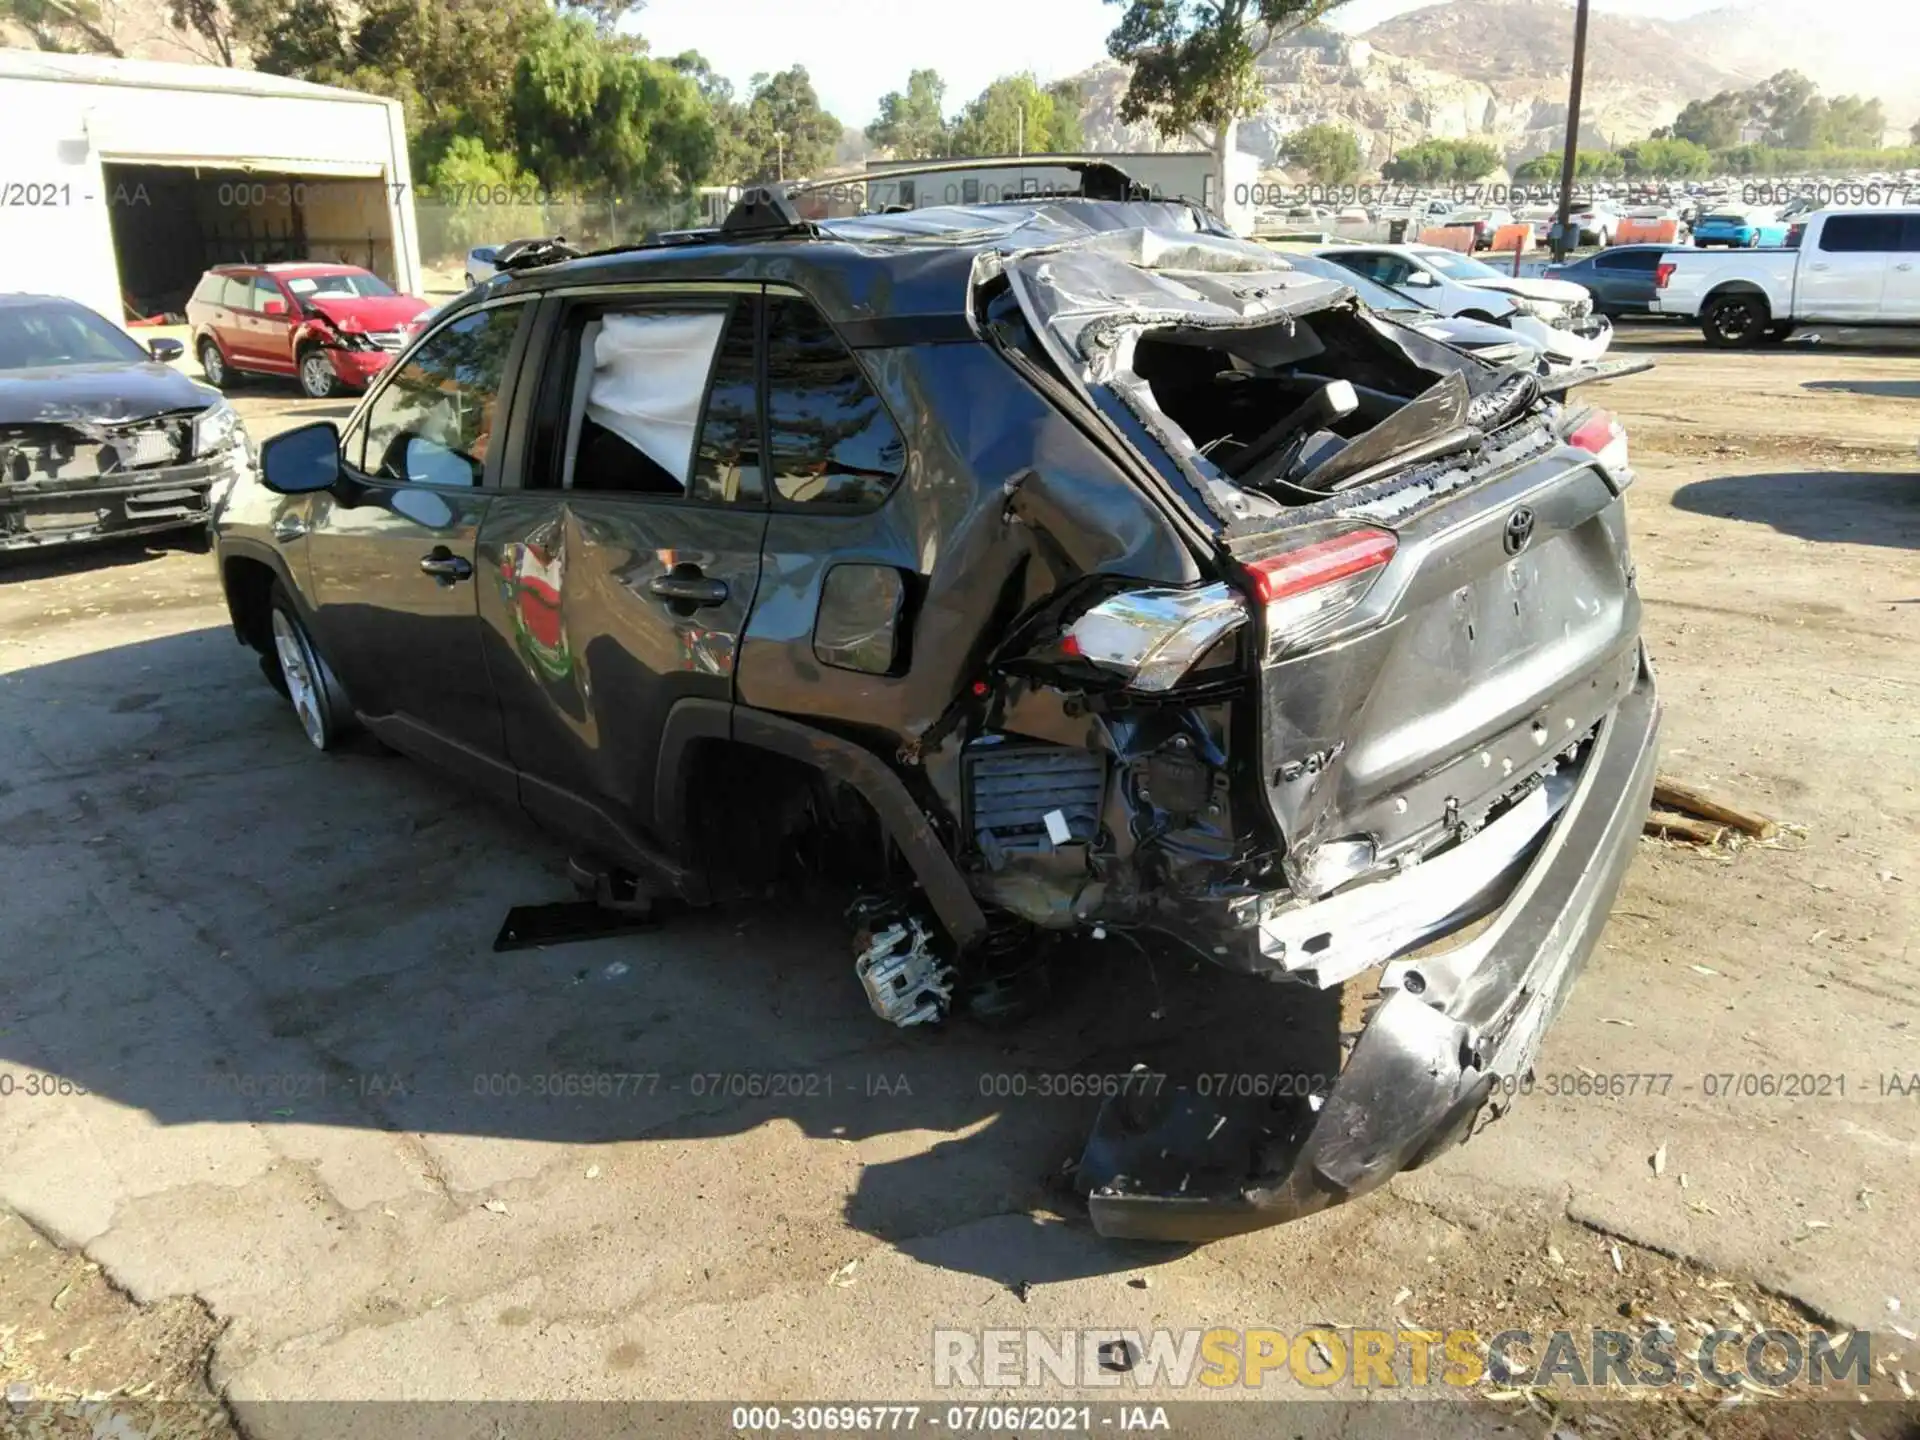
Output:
[{"xmin": 271, "ymin": 609, "xmax": 328, "ymax": 750}]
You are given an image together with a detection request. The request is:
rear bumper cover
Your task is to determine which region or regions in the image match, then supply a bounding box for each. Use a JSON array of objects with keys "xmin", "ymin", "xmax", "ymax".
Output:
[{"xmin": 1081, "ymin": 646, "xmax": 1660, "ymax": 1240}]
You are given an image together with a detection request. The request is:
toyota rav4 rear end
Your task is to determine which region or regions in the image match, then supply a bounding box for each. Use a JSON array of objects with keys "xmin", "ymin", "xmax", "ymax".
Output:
[{"xmin": 951, "ymin": 223, "xmax": 1659, "ymax": 1240}]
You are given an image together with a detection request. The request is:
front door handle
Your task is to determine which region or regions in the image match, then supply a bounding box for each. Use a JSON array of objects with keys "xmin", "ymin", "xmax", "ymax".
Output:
[
  {"xmin": 419, "ymin": 547, "xmax": 474, "ymax": 585},
  {"xmin": 648, "ymin": 572, "xmax": 729, "ymax": 608},
  {"xmin": 1897, "ymin": 263, "xmax": 1915, "ymax": 272}
]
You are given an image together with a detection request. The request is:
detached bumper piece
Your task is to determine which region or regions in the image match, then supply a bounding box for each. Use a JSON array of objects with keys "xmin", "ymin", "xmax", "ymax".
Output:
[{"xmin": 1079, "ymin": 653, "xmax": 1660, "ymax": 1241}]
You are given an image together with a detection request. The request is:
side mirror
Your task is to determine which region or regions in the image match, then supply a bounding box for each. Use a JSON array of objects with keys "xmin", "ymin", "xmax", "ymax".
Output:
[
  {"xmin": 1404, "ymin": 270, "xmax": 1438, "ymax": 287},
  {"xmin": 262, "ymin": 298, "xmax": 288, "ymax": 317},
  {"xmin": 148, "ymin": 337, "xmax": 184, "ymax": 362},
  {"xmin": 260, "ymin": 421, "xmax": 342, "ymax": 495}
]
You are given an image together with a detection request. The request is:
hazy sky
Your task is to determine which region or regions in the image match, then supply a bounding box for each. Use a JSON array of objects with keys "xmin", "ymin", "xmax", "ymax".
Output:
[{"xmin": 632, "ymin": 0, "xmax": 1867, "ymax": 128}]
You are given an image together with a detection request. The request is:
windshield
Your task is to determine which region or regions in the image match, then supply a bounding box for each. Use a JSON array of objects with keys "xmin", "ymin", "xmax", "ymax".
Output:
[
  {"xmin": 1418, "ymin": 250, "xmax": 1505, "ymax": 280},
  {"xmin": 0, "ymin": 301, "xmax": 148, "ymax": 370},
  {"xmin": 285, "ymin": 272, "xmax": 396, "ymax": 300},
  {"xmin": 1283, "ymin": 253, "xmax": 1430, "ymax": 313}
]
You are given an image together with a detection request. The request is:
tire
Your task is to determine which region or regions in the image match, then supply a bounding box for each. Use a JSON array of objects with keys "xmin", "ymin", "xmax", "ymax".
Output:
[
  {"xmin": 198, "ymin": 339, "xmax": 229, "ymax": 389},
  {"xmin": 267, "ymin": 582, "xmax": 353, "ymax": 751},
  {"xmin": 297, "ymin": 347, "xmax": 338, "ymax": 400},
  {"xmin": 1702, "ymin": 292, "xmax": 1770, "ymax": 347}
]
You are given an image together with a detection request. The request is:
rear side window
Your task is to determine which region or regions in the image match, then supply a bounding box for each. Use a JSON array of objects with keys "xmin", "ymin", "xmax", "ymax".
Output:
[
  {"xmin": 191, "ymin": 273, "xmax": 225, "ymax": 304},
  {"xmin": 764, "ymin": 295, "xmax": 906, "ymax": 510},
  {"xmin": 1600, "ymin": 249, "xmax": 1661, "ymax": 273},
  {"xmin": 1818, "ymin": 214, "xmax": 1901, "ymax": 252},
  {"xmin": 1899, "ymin": 215, "xmax": 1920, "ymax": 252},
  {"xmin": 219, "ymin": 275, "xmax": 252, "ymax": 308},
  {"xmin": 569, "ymin": 309, "xmax": 728, "ymax": 496}
]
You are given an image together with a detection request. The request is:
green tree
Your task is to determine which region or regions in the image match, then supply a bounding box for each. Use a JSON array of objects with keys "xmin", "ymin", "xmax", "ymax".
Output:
[
  {"xmin": 1912, "ymin": 118, "xmax": 1920, "ymax": 146},
  {"xmin": 1512, "ymin": 154, "xmax": 1558, "ymax": 184},
  {"xmin": 1618, "ymin": 137, "xmax": 1712, "ymax": 177},
  {"xmin": 1669, "ymin": 89, "xmax": 1750, "ymax": 150},
  {"xmin": 1380, "ymin": 137, "xmax": 1498, "ymax": 184},
  {"xmin": 1757, "ymin": 69, "xmax": 1824, "ymax": 147},
  {"xmin": 1105, "ymin": 0, "xmax": 1351, "ymax": 196},
  {"xmin": 867, "ymin": 69, "xmax": 951, "ymax": 159},
  {"xmin": 730, "ymin": 66, "xmax": 842, "ymax": 183},
  {"xmin": 1281, "ymin": 122, "xmax": 1360, "ymax": 184},
  {"xmin": 510, "ymin": 16, "xmax": 715, "ymax": 197},
  {"xmin": 1818, "ymin": 95, "xmax": 1885, "ymax": 148},
  {"xmin": 949, "ymin": 73, "xmax": 1082, "ymax": 155},
  {"xmin": 0, "ymin": 0, "xmax": 122, "ymax": 53}
]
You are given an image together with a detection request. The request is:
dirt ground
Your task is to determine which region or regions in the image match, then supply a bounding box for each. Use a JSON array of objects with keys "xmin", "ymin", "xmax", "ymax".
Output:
[{"xmin": 1, "ymin": 323, "xmax": 1917, "ymax": 1438}]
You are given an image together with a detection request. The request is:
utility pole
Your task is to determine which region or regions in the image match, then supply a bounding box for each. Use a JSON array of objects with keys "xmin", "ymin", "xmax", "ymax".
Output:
[
  {"xmin": 1016, "ymin": 104, "xmax": 1025, "ymax": 158},
  {"xmin": 774, "ymin": 130, "xmax": 787, "ymax": 182},
  {"xmin": 1552, "ymin": 0, "xmax": 1590, "ymax": 262}
]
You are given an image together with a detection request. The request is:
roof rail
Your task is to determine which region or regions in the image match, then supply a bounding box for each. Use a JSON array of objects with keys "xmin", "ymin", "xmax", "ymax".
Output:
[
  {"xmin": 845, "ymin": 155, "xmax": 1153, "ymax": 202},
  {"xmin": 493, "ymin": 236, "xmax": 584, "ymax": 272}
]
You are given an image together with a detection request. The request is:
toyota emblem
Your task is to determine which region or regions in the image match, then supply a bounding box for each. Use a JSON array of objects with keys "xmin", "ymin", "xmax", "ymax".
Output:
[{"xmin": 1503, "ymin": 507, "xmax": 1536, "ymax": 556}]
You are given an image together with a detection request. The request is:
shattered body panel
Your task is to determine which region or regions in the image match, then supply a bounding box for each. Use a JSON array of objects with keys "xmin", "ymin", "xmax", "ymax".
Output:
[
  {"xmin": 219, "ymin": 192, "xmax": 1659, "ymax": 1243},
  {"xmin": 0, "ymin": 362, "xmax": 239, "ymax": 550}
]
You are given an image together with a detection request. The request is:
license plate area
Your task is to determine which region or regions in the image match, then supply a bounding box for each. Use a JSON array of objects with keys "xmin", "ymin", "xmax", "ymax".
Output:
[{"xmin": 25, "ymin": 508, "xmax": 104, "ymax": 532}]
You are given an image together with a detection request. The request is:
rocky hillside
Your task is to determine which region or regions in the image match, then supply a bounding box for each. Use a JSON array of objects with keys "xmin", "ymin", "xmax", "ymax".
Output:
[{"xmin": 1071, "ymin": 0, "xmax": 1912, "ymax": 175}]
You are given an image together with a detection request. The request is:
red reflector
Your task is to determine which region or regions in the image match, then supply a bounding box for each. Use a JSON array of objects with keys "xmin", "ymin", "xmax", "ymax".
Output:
[
  {"xmin": 1244, "ymin": 529, "xmax": 1397, "ymax": 605},
  {"xmin": 1654, "ymin": 262, "xmax": 1675, "ymax": 289},
  {"xmin": 1566, "ymin": 409, "xmax": 1616, "ymax": 454}
]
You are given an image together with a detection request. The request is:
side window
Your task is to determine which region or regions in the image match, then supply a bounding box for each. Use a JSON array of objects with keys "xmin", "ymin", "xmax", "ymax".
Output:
[
  {"xmin": 192, "ymin": 274, "xmax": 224, "ymax": 305},
  {"xmin": 354, "ymin": 304, "xmax": 521, "ymax": 487},
  {"xmin": 1819, "ymin": 215, "xmax": 1899, "ymax": 252},
  {"xmin": 566, "ymin": 308, "xmax": 730, "ymax": 497},
  {"xmin": 1898, "ymin": 215, "xmax": 1920, "ymax": 252},
  {"xmin": 1606, "ymin": 250, "xmax": 1662, "ymax": 273},
  {"xmin": 1357, "ymin": 254, "xmax": 1412, "ymax": 286},
  {"xmin": 764, "ymin": 295, "xmax": 906, "ymax": 510},
  {"xmin": 219, "ymin": 275, "xmax": 252, "ymax": 309},
  {"xmin": 251, "ymin": 277, "xmax": 284, "ymax": 311}
]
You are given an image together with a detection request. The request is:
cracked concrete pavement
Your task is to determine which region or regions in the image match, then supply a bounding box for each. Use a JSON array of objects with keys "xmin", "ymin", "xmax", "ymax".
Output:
[{"xmin": 1, "ymin": 331, "xmax": 1917, "ymax": 1430}]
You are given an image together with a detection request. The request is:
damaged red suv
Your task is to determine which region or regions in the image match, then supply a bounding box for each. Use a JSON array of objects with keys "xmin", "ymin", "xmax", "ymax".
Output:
[{"xmin": 186, "ymin": 264, "xmax": 430, "ymax": 400}]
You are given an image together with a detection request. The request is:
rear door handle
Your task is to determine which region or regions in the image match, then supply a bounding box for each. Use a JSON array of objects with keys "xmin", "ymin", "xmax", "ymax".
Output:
[
  {"xmin": 1897, "ymin": 263, "xmax": 1915, "ymax": 272},
  {"xmin": 419, "ymin": 547, "xmax": 474, "ymax": 584},
  {"xmin": 648, "ymin": 572, "xmax": 729, "ymax": 607}
]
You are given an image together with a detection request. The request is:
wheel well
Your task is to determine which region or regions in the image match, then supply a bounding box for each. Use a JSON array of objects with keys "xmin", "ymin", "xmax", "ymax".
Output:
[
  {"xmin": 1704, "ymin": 283, "xmax": 1770, "ymax": 311},
  {"xmin": 676, "ymin": 737, "xmax": 899, "ymax": 894},
  {"xmin": 223, "ymin": 555, "xmax": 279, "ymax": 652}
]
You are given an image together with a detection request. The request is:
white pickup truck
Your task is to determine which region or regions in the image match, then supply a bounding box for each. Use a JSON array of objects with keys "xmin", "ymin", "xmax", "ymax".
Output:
[{"xmin": 1652, "ymin": 206, "xmax": 1920, "ymax": 345}]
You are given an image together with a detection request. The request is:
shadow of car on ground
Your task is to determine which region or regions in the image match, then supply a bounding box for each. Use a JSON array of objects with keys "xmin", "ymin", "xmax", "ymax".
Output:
[{"xmin": 0, "ymin": 624, "xmax": 1349, "ymax": 1287}]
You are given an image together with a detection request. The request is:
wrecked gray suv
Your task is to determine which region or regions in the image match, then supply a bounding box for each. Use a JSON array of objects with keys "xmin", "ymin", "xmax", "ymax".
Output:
[{"xmin": 213, "ymin": 162, "xmax": 1660, "ymax": 1242}]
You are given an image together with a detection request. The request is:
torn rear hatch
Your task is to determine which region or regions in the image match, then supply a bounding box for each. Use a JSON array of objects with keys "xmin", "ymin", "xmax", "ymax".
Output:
[{"xmin": 993, "ymin": 227, "xmax": 1644, "ymax": 984}]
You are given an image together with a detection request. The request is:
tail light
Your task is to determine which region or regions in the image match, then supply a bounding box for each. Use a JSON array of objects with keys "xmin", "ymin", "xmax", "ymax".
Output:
[
  {"xmin": 1062, "ymin": 584, "xmax": 1249, "ymax": 691},
  {"xmin": 1565, "ymin": 406, "xmax": 1630, "ymax": 475},
  {"xmin": 1240, "ymin": 526, "xmax": 1397, "ymax": 659},
  {"xmin": 1654, "ymin": 262, "xmax": 1675, "ymax": 289}
]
